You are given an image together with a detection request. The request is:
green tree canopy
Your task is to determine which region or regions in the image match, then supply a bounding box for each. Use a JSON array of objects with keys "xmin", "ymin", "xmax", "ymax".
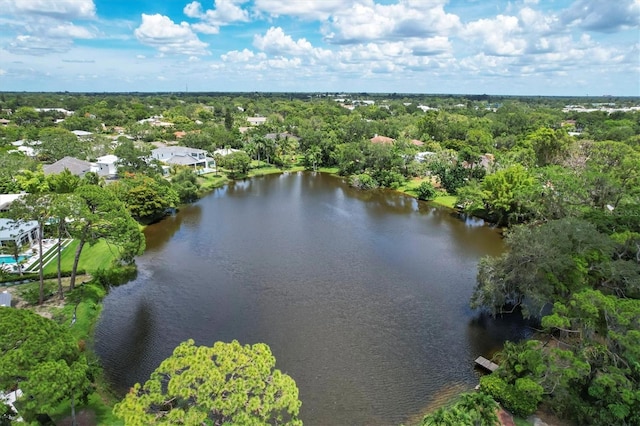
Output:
[
  {"xmin": 0, "ymin": 308, "xmax": 90, "ymax": 423},
  {"xmin": 114, "ymin": 339, "xmax": 302, "ymax": 425}
]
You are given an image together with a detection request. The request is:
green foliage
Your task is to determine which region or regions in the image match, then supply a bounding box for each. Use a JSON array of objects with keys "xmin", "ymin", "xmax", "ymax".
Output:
[
  {"xmin": 479, "ymin": 375, "xmax": 542, "ymax": 418},
  {"xmin": 113, "ymin": 339, "xmax": 302, "ymax": 425},
  {"xmin": 0, "ymin": 308, "xmax": 90, "ymax": 423},
  {"xmin": 349, "ymin": 173, "xmax": 379, "ymax": 190},
  {"xmin": 220, "ymin": 150, "xmax": 252, "ymax": 177},
  {"xmin": 110, "ymin": 174, "xmax": 179, "ymax": 224},
  {"xmin": 416, "ymin": 181, "xmax": 438, "ymax": 201},
  {"xmin": 430, "ymin": 162, "xmax": 467, "ymax": 194},
  {"xmin": 422, "ymin": 392, "xmax": 499, "ymax": 426},
  {"xmin": 92, "ymin": 265, "xmax": 137, "ymax": 288},
  {"xmin": 170, "ymin": 168, "xmax": 201, "ymax": 203},
  {"xmin": 480, "ymin": 164, "xmax": 537, "ymax": 225},
  {"xmin": 472, "ymin": 218, "xmax": 614, "ymax": 317}
]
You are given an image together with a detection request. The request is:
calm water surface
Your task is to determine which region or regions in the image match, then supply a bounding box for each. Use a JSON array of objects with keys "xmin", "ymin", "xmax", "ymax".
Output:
[{"xmin": 95, "ymin": 172, "xmax": 526, "ymax": 425}]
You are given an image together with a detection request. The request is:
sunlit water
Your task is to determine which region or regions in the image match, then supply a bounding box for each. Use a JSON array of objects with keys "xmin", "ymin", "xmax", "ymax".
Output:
[{"xmin": 94, "ymin": 172, "xmax": 528, "ymax": 425}]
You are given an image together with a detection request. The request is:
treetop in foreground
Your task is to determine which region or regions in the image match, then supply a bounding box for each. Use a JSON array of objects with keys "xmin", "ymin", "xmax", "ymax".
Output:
[{"xmin": 113, "ymin": 339, "xmax": 302, "ymax": 425}]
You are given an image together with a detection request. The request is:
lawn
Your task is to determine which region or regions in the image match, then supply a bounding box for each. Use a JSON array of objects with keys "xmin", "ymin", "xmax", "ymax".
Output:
[
  {"xmin": 43, "ymin": 240, "xmax": 120, "ymax": 275},
  {"xmin": 397, "ymin": 178, "xmax": 458, "ymax": 209}
]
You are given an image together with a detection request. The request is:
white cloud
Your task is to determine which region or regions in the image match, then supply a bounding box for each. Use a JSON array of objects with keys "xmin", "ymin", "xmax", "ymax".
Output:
[
  {"xmin": 463, "ymin": 15, "xmax": 526, "ymax": 56},
  {"xmin": 134, "ymin": 14, "xmax": 209, "ymax": 56},
  {"xmin": 0, "ymin": 0, "xmax": 96, "ymax": 19},
  {"xmin": 184, "ymin": 1, "xmax": 204, "ymax": 18},
  {"xmin": 185, "ymin": 0, "xmax": 250, "ymax": 34},
  {"xmin": 253, "ymin": 0, "xmax": 344, "ymax": 20},
  {"xmin": 222, "ymin": 48, "xmax": 265, "ymax": 62},
  {"xmin": 47, "ymin": 23, "xmax": 94, "ymax": 39},
  {"xmin": 324, "ymin": 0, "xmax": 461, "ymax": 44},
  {"xmin": 6, "ymin": 35, "xmax": 74, "ymax": 55},
  {"xmin": 561, "ymin": 0, "xmax": 640, "ymax": 32}
]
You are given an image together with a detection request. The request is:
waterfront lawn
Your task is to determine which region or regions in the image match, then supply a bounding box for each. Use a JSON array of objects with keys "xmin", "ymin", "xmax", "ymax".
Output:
[
  {"xmin": 48, "ymin": 281, "xmax": 123, "ymax": 425},
  {"xmin": 398, "ymin": 178, "xmax": 458, "ymax": 209},
  {"xmin": 198, "ymin": 173, "xmax": 228, "ymax": 191},
  {"xmin": 43, "ymin": 240, "xmax": 119, "ymax": 275}
]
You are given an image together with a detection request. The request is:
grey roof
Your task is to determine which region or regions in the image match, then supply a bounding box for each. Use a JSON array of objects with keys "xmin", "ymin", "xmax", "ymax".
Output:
[
  {"xmin": 152, "ymin": 146, "xmax": 207, "ymax": 156},
  {"xmin": 0, "ymin": 218, "xmax": 38, "ymax": 240},
  {"xmin": 0, "ymin": 291, "xmax": 11, "ymax": 307},
  {"xmin": 43, "ymin": 156, "xmax": 92, "ymax": 176}
]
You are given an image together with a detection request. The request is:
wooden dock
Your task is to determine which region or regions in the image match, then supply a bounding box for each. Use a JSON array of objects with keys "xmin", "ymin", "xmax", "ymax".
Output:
[{"xmin": 475, "ymin": 356, "xmax": 499, "ymax": 372}]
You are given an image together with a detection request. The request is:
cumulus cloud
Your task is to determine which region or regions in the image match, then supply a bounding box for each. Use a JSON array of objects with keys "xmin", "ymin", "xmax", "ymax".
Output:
[
  {"xmin": 0, "ymin": 0, "xmax": 96, "ymax": 19},
  {"xmin": 561, "ymin": 0, "xmax": 640, "ymax": 32},
  {"xmin": 253, "ymin": 0, "xmax": 344, "ymax": 20},
  {"xmin": 184, "ymin": 0, "xmax": 250, "ymax": 34},
  {"xmin": 463, "ymin": 15, "xmax": 527, "ymax": 56},
  {"xmin": 253, "ymin": 27, "xmax": 333, "ymax": 63},
  {"xmin": 135, "ymin": 14, "xmax": 209, "ymax": 55},
  {"xmin": 222, "ymin": 48, "xmax": 266, "ymax": 62},
  {"xmin": 323, "ymin": 0, "xmax": 461, "ymax": 44}
]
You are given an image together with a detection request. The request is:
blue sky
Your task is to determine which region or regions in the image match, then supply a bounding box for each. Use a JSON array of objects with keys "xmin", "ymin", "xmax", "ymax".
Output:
[{"xmin": 0, "ymin": 0, "xmax": 638, "ymax": 95}]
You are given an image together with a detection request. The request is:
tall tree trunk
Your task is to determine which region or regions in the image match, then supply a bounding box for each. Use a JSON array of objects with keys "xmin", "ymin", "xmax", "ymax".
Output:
[
  {"xmin": 69, "ymin": 238, "xmax": 86, "ymax": 291},
  {"xmin": 71, "ymin": 393, "xmax": 77, "ymax": 426},
  {"xmin": 57, "ymin": 223, "xmax": 64, "ymax": 300},
  {"xmin": 38, "ymin": 223, "xmax": 44, "ymax": 305}
]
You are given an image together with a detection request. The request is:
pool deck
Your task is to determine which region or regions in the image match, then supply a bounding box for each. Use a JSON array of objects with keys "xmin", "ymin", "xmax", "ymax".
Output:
[{"xmin": 1, "ymin": 239, "xmax": 72, "ymax": 274}]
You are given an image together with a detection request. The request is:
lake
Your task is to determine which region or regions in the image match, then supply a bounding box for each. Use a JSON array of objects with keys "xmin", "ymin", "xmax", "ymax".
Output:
[{"xmin": 94, "ymin": 172, "xmax": 527, "ymax": 425}]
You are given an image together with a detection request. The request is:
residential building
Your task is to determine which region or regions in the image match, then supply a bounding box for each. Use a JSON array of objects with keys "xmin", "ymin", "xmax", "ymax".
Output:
[
  {"xmin": 43, "ymin": 157, "xmax": 92, "ymax": 177},
  {"xmin": 0, "ymin": 218, "xmax": 40, "ymax": 248},
  {"xmin": 151, "ymin": 146, "xmax": 215, "ymax": 171},
  {"xmin": 370, "ymin": 134, "xmax": 395, "ymax": 145},
  {"xmin": 247, "ymin": 116, "xmax": 267, "ymax": 126},
  {"xmin": 92, "ymin": 155, "xmax": 119, "ymax": 177},
  {"xmin": 0, "ymin": 194, "xmax": 25, "ymax": 212}
]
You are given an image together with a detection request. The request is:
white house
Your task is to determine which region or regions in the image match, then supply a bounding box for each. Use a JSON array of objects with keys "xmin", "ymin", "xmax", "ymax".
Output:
[
  {"xmin": 0, "ymin": 194, "xmax": 25, "ymax": 212},
  {"xmin": 247, "ymin": 116, "xmax": 267, "ymax": 126},
  {"xmin": 91, "ymin": 154, "xmax": 119, "ymax": 177},
  {"xmin": 213, "ymin": 148, "xmax": 240, "ymax": 157},
  {"xmin": 71, "ymin": 130, "xmax": 93, "ymax": 139},
  {"xmin": 151, "ymin": 146, "xmax": 215, "ymax": 171},
  {"xmin": 0, "ymin": 218, "xmax": 40, "ymax": 249}
]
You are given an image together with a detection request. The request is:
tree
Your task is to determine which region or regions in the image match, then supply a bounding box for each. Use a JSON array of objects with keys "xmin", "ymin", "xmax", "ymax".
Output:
[
  {"xmin": 7, "ymin": 193, "xmax": 53, "ymax": 304},
  {"xmin": 221, "ymin": 151, "xmax": 251, "ymax": 177},
  {"xmin": 471, "ymin": 218, "xmax": 614, "ymax": 318},
  {"xmin": 68, "ymin": 184, "xmax": 145, "ymax": 289},
  {"xmin": 416, "ymin": 181, "xmax": 437, "ymax": 201},
  {"xmin": 114, "ymin": 139, "xmax": 154, "ymax": 175},
  {"xmin": 422, "ymin": 392, "xmax": 499, "ymax": 426},
  {"xmin": 39, "ymin": 127, "xmax": 87, "ymax": 162},
  {"xmin": 113, "ymin": 339, "xmax": 302, "ymax": 425},
  {"xmin": 171, "ymin": 168, "xmax": 201, "ymax": 203},
  {"xmin": 480, "ymin": 164, "xmax": 538, "ymax": 225},
  {"xmin": 0, "ymin": 308, "xmax": 90, "ymax": 425},
  {"xmin": 0, "ymin": 239, "xmax": 24, "ymax": 276},
  {"xmin": 109, "ymin": 174, "xmax": 179, "ymax": 224}
]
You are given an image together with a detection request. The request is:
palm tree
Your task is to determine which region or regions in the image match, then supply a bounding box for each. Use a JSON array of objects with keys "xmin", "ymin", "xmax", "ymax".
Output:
[{"xmin": 1, "ymin": 239, "xmax": 24, "ymax": 276}]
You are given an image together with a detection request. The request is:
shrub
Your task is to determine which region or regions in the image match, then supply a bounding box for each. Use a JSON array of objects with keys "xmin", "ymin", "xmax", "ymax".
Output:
[
  {"xmin": 92, "ymin": 265, "xmax": 137, "ymax": 288},
  {"xmin": 349, "ymin": 173, "xmax": 379, "ymax": 190},
  {"xmin": 416, "ymin": 181, "xmax": 438, "ymax": 201},
  {"xmin": 480, "ymin": 374, "xmax": 543, "ymax": 417}
]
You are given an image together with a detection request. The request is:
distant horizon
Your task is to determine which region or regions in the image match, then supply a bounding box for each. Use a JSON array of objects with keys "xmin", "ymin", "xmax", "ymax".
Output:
[
  {"xmin": 1, "ymin": 91, "xmax": 639, "ymax": 100},
  {"xmin": 1, "ymin": 0, "xmax": 638, "ymax": 96}
]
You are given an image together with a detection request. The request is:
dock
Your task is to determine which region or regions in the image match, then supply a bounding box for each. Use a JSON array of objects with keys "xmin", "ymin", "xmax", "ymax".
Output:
[{"xmin": 475, "ymin": 356, "xmax": 499, "ymax": 372}]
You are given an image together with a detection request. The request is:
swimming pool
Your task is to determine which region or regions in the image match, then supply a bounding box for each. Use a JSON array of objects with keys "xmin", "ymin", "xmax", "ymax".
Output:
[{"xmin": 0, "ymin": 255, "xmax": 29, "ymax": 264}]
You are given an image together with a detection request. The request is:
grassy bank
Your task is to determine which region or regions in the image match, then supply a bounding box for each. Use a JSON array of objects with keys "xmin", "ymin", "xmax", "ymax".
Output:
[
  {"xmin": 11, "ymin": 238, "xmax": 125, "ymax": 425},
  {"xmin": 397, "ymin": 177, "xmax": 458, "ymax": 209},
  {"xmin": 42, "ymin": 240, "xmax": 121, "ymax": 275}
]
